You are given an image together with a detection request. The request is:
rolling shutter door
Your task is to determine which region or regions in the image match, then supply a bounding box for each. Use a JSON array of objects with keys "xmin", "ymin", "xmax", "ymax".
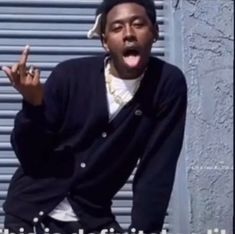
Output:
[{"xmin": 0, "ymin": 0, "xmax": 172, "ymax": 232}]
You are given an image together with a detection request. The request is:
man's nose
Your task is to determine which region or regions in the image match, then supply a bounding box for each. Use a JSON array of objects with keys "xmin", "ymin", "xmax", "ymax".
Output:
[{"xmin": 123, "ymin": 25, "xmax": 136, "ymax": 41}]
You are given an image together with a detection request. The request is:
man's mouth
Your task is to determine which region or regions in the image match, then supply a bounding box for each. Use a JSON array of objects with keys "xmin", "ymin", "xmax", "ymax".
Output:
[{"xmin": 122, "ymin": 47, "xmax": 141, "ymax": 68}]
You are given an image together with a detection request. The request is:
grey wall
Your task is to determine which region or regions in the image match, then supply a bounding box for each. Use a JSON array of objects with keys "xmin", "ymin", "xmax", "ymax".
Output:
[{"xmin": 173, "ymin": 0, "xmax": 233, "ymax": 233}]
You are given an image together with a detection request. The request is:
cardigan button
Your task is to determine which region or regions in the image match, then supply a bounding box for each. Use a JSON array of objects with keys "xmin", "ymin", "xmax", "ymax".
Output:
[
  {"xmin": 109, "ymin": 228, "xmax": 115, "ymax": 232},
  {"xmin": 44, "ymin": 227, "xmax": 50, "ymax": 232},
  {"xmin": 39, "ymin": 211, "xmax": 44, "ymax": 216},
  {"xmin": 101, "ymin": 132, "xmax": 107, "ymax": 138},
  {"xmin": 33, "ymin": 217, "xmax": 39, "ymax": 223},
  {"xmin": 131, "ymin": 228, "xmax": 136, "ymax": 233},
  {"xmin": 134, "ymin": 109, "xmax": 142, "ymax": 116},
  {"xmin": 80, "ymin": 162, "xmax": 86, "ymax": 168}
]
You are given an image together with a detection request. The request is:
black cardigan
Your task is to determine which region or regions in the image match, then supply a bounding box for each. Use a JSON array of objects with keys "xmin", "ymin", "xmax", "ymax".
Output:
[{"xmin": 4, "ymin": 56, "xmax": 187, "ymax": 233}]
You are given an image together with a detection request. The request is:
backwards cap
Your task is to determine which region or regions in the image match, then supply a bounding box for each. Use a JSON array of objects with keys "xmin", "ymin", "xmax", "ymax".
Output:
[{"xmin": 87, "ymin": 0, "xmax": 156, "ymax": 39}]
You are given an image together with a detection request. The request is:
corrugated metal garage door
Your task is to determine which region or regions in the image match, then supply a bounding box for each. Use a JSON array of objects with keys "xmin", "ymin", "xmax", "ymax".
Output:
[{"xmin": 0, "ymin": 0, "xmax": 172, "ymax": 232}]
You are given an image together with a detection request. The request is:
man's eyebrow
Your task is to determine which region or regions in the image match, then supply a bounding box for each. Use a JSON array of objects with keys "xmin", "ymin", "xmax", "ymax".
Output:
[
  {"xmin": 109, "ymin": 15, "xmax": 146, "ymax": 25},
  {"xmin": 109, "ymin": 19, "xmax": 123, "ymax": 25}
]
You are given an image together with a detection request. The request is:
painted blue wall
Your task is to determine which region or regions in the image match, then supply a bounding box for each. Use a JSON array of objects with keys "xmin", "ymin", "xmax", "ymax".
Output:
[{"xmin": 177, "ymin": 0, "xmax": 233, "ymax": 233}]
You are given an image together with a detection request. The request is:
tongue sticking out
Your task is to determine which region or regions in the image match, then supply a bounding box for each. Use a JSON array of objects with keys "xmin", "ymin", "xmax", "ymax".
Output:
[{"xmin": 123, "ymin": 54, "xmax": 141, "ymax": 68}]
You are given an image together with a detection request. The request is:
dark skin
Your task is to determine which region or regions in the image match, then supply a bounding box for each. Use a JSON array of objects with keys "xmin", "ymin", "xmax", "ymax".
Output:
[
  {"xmin": 1, "ymin": 45, "xmax": 43, "ymax": 106},
  {"xmin": 102, "ymin": 3, "xmax": 158, "ymax": 79}
]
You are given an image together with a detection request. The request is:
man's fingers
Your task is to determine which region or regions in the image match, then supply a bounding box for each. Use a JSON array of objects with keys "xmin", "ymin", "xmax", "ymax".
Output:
[
  {"xmin": 11, "ymin": 63, "xmax": 20, "ymax": 80},
  {"xmin": 19, "ymin": 45, "xmax": 30, "ymax": 65},
  {"xmin": 25, "ymin": 67, "xmax": 40, "ymax": 85},
  {"xmin": 1, "ymin": 66, "xmax": 14, "ymax": 84},
  {"xmin": 11, "ymin": 63, "xmax": 19, "ymax": 74},
  {"xmin": 11, "ymin": 63, "xmax": 21, "ymax": 86},
  {"xmin": 33, "ymin": 68, "xmax": 40, "ymax": 84},
  {"xmin": 1, "ymin": 66, "xmax": 12, "ymax": 77},
  {"xmin": 19, "ymin": 45, "xmax": 30, "ymax": 79}
]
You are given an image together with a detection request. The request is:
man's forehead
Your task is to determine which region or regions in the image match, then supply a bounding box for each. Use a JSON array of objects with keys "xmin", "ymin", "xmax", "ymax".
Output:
[{"xmin": 106, "ymin": 3, "xmax": 148, "ymax": 22}]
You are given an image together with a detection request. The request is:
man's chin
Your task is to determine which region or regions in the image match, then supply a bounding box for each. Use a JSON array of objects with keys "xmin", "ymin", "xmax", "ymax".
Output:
[{"xmin": 120, "ymin": 65, "xmax": 145, "ymax": 79}]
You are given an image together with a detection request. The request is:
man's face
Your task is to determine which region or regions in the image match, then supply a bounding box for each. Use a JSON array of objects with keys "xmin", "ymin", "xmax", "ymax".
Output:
[{"xmin": 102, "ymin": 3, "xmax": 157, "ymax": 79}]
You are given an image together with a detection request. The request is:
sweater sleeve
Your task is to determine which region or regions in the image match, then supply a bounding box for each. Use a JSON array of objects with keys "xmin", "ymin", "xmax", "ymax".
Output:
[
  {"xmin": 129, "ymin": 68, "xmax": 187, "ymax": 233},
  {"xmin": 11, "ymin": 63, "xmax": 67, "ymax": 175}
]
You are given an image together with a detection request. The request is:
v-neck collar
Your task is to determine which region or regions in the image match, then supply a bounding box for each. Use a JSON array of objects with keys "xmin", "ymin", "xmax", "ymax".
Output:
[{"xmin": 96, "ymin": 55, "xmax": 157, "ymax": 128}]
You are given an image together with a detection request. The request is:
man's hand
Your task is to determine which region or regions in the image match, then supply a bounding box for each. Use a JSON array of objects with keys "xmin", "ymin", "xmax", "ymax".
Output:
[{"xmin": 1, "ymin": 45, "xmax": 43, "ymax": 106}]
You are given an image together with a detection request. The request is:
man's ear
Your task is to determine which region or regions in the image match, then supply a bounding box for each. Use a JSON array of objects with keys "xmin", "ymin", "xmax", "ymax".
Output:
[
  {"xmin": 101, "ymin": 34, "xmax": 110, "ymax": 53},
  {"xmin": 153, "ymin": 23, "xmax": 159, "ymax": 42}
]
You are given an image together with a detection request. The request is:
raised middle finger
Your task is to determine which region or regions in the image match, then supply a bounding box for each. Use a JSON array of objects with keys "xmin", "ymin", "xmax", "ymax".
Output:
[{"xmin": 19, "ymin": 45, "xmax": 30, "ymax": 80}]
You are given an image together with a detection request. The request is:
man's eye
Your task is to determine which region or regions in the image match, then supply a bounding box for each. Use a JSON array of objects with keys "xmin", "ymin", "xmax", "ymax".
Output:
[
  {"xmin": 111, "ymin": 25, "xmax": 122, "ymax": 32},
  {"xmin": 133, "ymin": 22, "xmax": 144, "ymax": 28}
]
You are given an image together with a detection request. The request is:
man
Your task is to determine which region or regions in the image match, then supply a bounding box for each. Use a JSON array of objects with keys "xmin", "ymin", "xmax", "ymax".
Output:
[{"xmin": 1, "ymin": 0, "xmax": 187, "ymax": 233}]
